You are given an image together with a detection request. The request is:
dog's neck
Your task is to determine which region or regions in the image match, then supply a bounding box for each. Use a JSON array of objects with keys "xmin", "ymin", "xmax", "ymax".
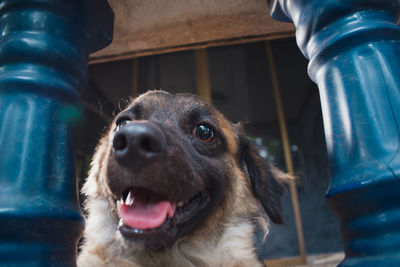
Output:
[
  {"xmin": 120, "ymin": 216, "xmax": 263, "ymax": 267},
  {"xmin": 78, "ymin": 197, "xmax": 264, "ymax": 267}
]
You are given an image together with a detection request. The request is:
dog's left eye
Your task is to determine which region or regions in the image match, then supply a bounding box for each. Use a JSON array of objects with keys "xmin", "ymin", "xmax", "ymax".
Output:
[{"xmin": 195, "ymin": 124, "xmax": 214, "ymax": 142}]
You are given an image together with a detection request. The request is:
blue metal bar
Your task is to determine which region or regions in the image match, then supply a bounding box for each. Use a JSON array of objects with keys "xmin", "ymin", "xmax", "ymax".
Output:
[
  {"xmin": 0, "ymin": 0, "xmax": 113, "ymax": 265},
  {"xmin": 267, "ymin": 0, "xmax": 400, "ymax": 265}
]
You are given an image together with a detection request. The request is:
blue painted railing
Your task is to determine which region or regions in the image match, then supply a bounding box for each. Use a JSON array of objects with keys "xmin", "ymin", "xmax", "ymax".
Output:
[
  {"xmin": 268, "ymin": 0, "xmax": 400, "ymax": 265},
  {"xmin": 0, "ymin": 0, "xmax": 113, "ymax": 265}
]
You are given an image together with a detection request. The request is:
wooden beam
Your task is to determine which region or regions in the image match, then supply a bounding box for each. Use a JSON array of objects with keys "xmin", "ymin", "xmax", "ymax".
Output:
[
  {"xmin": 89, "ymin": 32, "xmax": 294, "ymax": 64},
  {"xmin": 264, "ymin": 256, "xmax": 305, "ymax": 267},
  {"xmin": 90, "ymin": 0, "xmax": 295, "ymax": 64},
  {"xmin": 195, "ymin": 49, "xmax": 212, "ymax": 102},
  {"xmin": 265, "ymin": 41, "xmax": 307, "ymax": 264}
]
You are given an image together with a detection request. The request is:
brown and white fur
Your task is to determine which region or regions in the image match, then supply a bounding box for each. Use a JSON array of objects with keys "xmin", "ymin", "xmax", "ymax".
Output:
[{"xmin": 78, "ymin": 91, "xmax": 289, "ymax": 267}]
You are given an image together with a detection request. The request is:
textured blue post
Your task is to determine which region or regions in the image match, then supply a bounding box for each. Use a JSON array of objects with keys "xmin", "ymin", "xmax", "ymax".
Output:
[
  {"xmin": 268, "ymin": 0, "xmax": 400, "ymax": 265},
  {"xmin": 0, "ymin": 0, "xmax": 113, "ymax": 265}
]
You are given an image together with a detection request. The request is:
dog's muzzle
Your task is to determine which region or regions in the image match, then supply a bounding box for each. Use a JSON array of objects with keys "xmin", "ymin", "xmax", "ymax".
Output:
[{"xmin": 108, "ymin": 121, "xmax": 214, "ymax": 248}]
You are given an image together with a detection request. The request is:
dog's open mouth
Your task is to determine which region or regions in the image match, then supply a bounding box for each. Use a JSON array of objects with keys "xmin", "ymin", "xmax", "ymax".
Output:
[{"xmin": 117, "ymin": 186, "xmax": 210, "ymax": 245}]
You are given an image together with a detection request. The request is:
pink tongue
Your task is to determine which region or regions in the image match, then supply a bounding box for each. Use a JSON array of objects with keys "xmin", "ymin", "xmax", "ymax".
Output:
[{"xmin": 120, "ymin": 195, "xmax": 176, "ymax": 230}]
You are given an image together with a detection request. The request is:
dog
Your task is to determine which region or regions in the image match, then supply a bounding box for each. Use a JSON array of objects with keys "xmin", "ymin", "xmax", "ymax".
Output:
[{"xmin": 78, "ymin": 90, "xmax": 289, "ymax": 267}]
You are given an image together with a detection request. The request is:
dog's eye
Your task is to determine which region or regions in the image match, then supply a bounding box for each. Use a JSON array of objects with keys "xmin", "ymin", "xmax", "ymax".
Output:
[
  {"xmin": 116, "ymin": 119, "xmax": 131, "ymax": 129},
  {"xmin": 195, "ymin": 124, "xmax": 214, "ymax": 142}
]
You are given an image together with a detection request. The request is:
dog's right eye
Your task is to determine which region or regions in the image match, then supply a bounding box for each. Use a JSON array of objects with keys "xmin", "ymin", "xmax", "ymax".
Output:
[{"xmin": 116, "ymin": 119, "xmax": 131, "ymax": 130}]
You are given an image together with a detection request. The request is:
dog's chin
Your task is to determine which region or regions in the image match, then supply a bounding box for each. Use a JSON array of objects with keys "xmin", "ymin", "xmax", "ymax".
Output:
[{"xmin": 116, "ymin": 186, "xmax": 214, "ymax": 250}]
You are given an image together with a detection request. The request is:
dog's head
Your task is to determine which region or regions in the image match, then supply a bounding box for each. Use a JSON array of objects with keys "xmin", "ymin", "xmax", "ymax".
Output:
[{"xmin": 83, "ymin": 91, "xmax": 288, "ymax": 250}]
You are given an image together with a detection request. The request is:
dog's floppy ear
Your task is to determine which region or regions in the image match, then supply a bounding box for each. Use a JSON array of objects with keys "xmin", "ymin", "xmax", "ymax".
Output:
[{"xmin": 239, "ymin": 135, "xmax": 290, "ymax": 224}]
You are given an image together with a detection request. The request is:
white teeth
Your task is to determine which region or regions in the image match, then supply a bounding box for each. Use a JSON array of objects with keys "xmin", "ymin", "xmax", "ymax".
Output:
[
  {"xmin": 126, "ymin": 190, "xmax": 134, "ymax": 206},
  {"xmin": 177, "ymin": 201, "xmax": 184, "ymax": 208}
]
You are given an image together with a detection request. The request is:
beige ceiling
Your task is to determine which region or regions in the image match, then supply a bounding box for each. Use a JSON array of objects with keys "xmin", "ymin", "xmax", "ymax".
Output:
[{"xmin": 90, "ymin": 0, "xmax": 295, "ymax": 63}]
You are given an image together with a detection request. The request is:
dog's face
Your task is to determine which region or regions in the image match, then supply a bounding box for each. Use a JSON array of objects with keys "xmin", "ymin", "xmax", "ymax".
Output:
[{"xmin": 83, "ymin": 91, "xmax": 286, "ymax": 251}]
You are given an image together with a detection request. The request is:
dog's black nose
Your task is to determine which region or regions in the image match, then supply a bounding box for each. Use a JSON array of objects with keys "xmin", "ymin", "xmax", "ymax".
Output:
[{"xmin": 113, "ymin": 122, "xmax": 166, "ymax": 169}]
